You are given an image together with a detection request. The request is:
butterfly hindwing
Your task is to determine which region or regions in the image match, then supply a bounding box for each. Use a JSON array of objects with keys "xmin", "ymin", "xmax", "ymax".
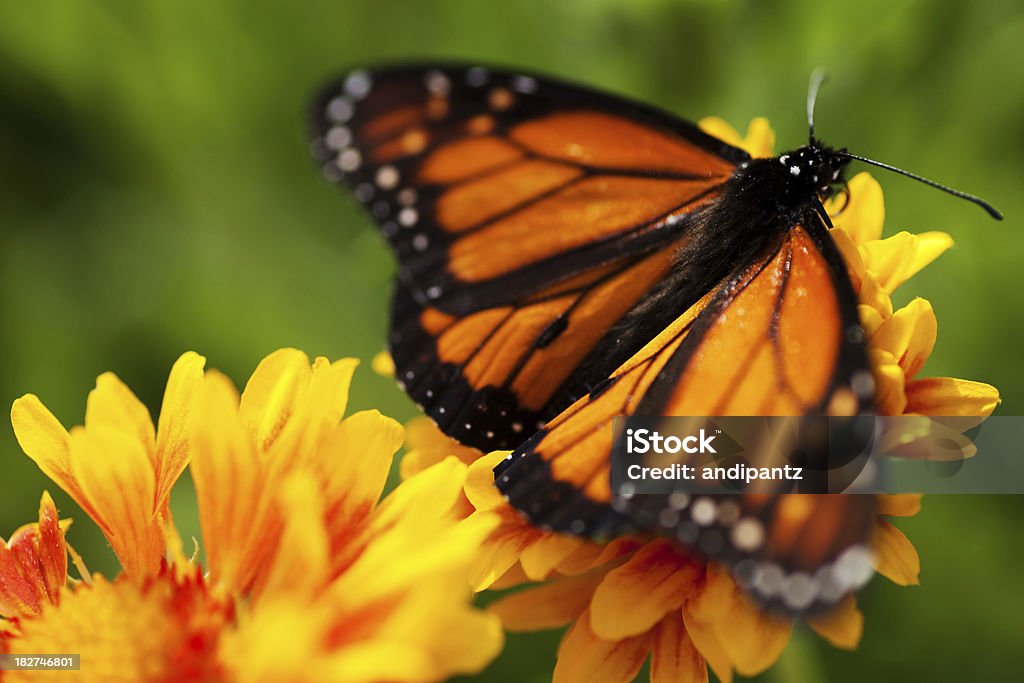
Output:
[
  {"xmin": 311, "ymin": 64, "xmax": 750, "ymax": 449},
  {"xmin": 495, "ymin": 213, "xmax": 878, "ymax": 613}
]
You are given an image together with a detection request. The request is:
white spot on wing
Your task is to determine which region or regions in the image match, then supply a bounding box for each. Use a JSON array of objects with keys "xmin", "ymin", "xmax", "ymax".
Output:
[
  {"xmin": 344, "ymin": 69, "xmax": 372, "ymax": 100},
  {"xmin": 466, "ymin": 66, "xmax": 489, "ymax": 86},
  {"xmin": 424, "ymin": 69, "xmax": 451, "ymax": 96},
  {"xmin": 397, "ymin": 188, "xmax": 418, "ymax": 206},
  {"xmin": 338, "ymin": 148, "xmax": 362, "ymax": 172},
  {"xmin": 375, "ymin": 165, "xmax": 400, "ymax": 190},
  {"xmin": 325, "ymin": 126, "xmax": 352, "ymax": 150},
  {"xmin": 326, "ymin": 96, "xmax": 354, "ymax": 123},
  {"xmin": 398, "ymin": 207, "xmax": 418, "ymax": 227},
  {"xmin": 731, "ymin": 518, "xmax": 764, "ymax": 551},
  {"xmin": 512, "ymin": 75, "xmax": 538, "ymax": 93},
  {"xmin": 691, "ymin": 497, "xmax": 717, "ymax": 526}
]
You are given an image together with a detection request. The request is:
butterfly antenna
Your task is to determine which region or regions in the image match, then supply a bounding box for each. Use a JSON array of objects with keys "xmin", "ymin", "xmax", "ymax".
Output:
[
  {"xmin": 807, "ymin": 68, "xmax": 828, "ymax": 143},
  {"xmin": 836, "ymin": 151, "xmax": 1003, "ymax": 220}
]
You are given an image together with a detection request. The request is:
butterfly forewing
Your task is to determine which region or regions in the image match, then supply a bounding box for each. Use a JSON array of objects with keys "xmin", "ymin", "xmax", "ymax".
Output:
[{"xmin": 311, "ymin": 64, "xmax": 748, "ymax": 449}]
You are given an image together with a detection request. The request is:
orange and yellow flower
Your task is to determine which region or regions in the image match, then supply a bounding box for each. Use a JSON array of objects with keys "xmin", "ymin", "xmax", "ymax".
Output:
[
  {"xmin": 0, "ymin": 493, "xmax": 68, "ymax": 622},
  {"xmin": 397, "ymin": 117, "xmax": 1000, "ymax": 683},
  {"xmin": 3, "ymin": 349, "xmax": 502, "ymax": 683}
]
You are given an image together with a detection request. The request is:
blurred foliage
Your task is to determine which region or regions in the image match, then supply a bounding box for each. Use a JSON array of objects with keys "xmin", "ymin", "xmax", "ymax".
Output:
[{"xmin": 1, "ymin": 1, "xmax": 1022, "ymax": 681}]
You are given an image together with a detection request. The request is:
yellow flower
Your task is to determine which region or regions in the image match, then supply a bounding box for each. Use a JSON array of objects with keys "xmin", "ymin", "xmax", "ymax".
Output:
[
  {"xmin": 11, "ymin": 352, "xmax": 206, "ymax": 578},
  {"xmin": 4, "ymin": 349, "xmax": 502, "ymax": 683},
  {"xmin": 398, "ymin": 117, "xmax": 999, "ymax": 682}
]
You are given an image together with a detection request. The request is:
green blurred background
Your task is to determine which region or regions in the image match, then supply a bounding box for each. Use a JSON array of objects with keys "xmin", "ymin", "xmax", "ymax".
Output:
[{"xmin": 2, "ymin": 1, "xmax": 1022, "ymax": 681}]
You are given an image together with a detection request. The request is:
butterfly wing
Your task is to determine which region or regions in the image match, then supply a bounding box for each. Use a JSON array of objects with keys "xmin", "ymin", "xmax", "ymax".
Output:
[
  {"xmin": 495, "ymin": 213, "xmax": 878, "ymax": 613},
  {"xmin": 311, "ymin": 64, "xmax": 749, "ymax": 449}
]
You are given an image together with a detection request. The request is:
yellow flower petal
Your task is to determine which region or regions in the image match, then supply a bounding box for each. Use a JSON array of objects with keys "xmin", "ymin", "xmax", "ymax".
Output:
[
  {"xmin": 877, "ymin": 494, "xmax": 922, "ymax": 517},
  {"xmin": 321, "ymin": 640, "xmax": 438, "ymax": 683},
  {"xmin": 391, "ymin": 605, "xmax": 503, "ymax": 681},
  {"xmin": 489, "ymin": 560, "xmax": 531, "ymax": 590},
  {"xmin": 371, "ymin": 350, "xmax": 396, "ymax": 377},
  {"xmin": 859, "ymin": 277, "xmax": 895, "ymax": 321},
  {"xmin": 0, "ymin": 541, "xmax": 43, "ymax": 617},
  {"xmin": 857, "ymin": 303, "xmax": 886, "ymax": 338},
  {"xmin": 590, "ymin": 540, "xmax": 698, "ymax": 640},
  {"xmin": 553, "ymin": 607, "xmax": 650, "ymax": 683},
  {"xmin": 861, "ymin": 231, "xmax": 954, "ymax": 294},
  {"xmin": 905, "ymin": 377, "xmax": 1000, "ymax": 418},
  {"xmin": 69, "ymin": 426, "xmax": 163, "ymax": 577},
  {"xmin": 85, "ymin": 372, "xmax": 155, "ymax": 455},
  {"xmin": 828, "ymin": 226, "xmax": 866, "ymax": 288},
  {"xmin": 259, "ymin": 473, "xmax": 329, "ymax": 601},
  {"xmin": 238, "ymin": 348, "xmax": 313, "ymax": 452},
  {"xmin": 697, "ymin": 116, "xmax": 743, "ymax": 148},
  {"xmin": 489, "ymin": 569, "xmax": 606, "ymax": 631},
  {"xmin": 190, "ymin": 371, "xmax": 270, "ymax": 594},
  {"xmin": 651, "ymin": 609, "xmax": 707, "ymax": 683},
  {"xmin": 870, "ymin": 349, "xmax": 907, "ymax": 416},
  {"xmin": 716, "ymin": 597, "xmax": 791, "ymax": 676},
  {"xmin": 470, "ymin": 519, "xmax": 540, "ymax": 591},
  {"xmin": 721, "ymin": 601, "xmax": 790, "ymax": 675},
  {"xmin": 464, "ymin": 450, "xmax": 510, "ymax": 512},
  {"xmin": 369, "ymin": 456, "xmax": 467, "ymax": 535},
  {"xmin": 682, "ymin": 607, "xmax": 733, "ymax": 683},
  {"xmin": 333, "ymin": 506, "xmax": 496, "ymax": 613},
  {"xmin": 268, "ymin": 356, "xmax": 360, "ymax": 476},
  {"xmin": 222, "ymin": 599, "xmax": 333, "ymax": 683},
  {"xmin": 697, "ymin": 116, "xmax": 774, "ymax": 158},
  {"xmin": 693, "ymin": 564, "xmax": 792, "ymax": 677},
  {"xmin": 336, "ymin": 460, "xmax": 493, "ymax": 603},
  {"xmin": 806, "ymin": 594, "xmax": 863, "ymax": 649},
  {"xmin": 872, "ymin": 519, "xmax": 920, "ymax": 586},
  {"xmin": 400, "ymin": 416, "xmax": 481, "ymax": 479},
  {"xmin": 870, "ymin": 298, "xmax": 937, "ymax": 379},
  {"xmin": 519, "ymin": 532, "xmax": 585, "ymax": 581},
  {"xmin": 11, "ymin": 396, "xmax": 88, "ymax": 519},
  {"xmin": 321, "ymin": 410, "xmax": 404, "ymax": 527},
  {"xmin": 36, "ymin": 491, "xmax": 69, "ymax": 604},
  {"xmin": 303, "ymin": 356, "xmax": 360, "ymax": 439},
  {"xmin": 826, "ymin": 172, "xmax": 885, "ymax": 244},
  {"xmin": 153, "ymin": 352, "xmax": 206, "ymax": 509},
  {"xmin": 555, "ymin": 537, "xmax": 644, "ymax": 576}
]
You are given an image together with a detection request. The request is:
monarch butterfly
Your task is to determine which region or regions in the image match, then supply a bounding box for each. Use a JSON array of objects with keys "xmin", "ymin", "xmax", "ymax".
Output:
[{"xmin": 309, "ymin": 64, "xmax": 1000, "ymax": 613}]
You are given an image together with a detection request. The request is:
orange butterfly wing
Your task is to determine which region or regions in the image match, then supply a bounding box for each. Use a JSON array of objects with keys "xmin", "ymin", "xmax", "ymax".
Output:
[
  {"xmin": 496, "ymin": 221, "xmax": 877, "ymax": 613},
  {"xmin": 311, "ymin": 65, "xmax": 748, "ymax": 449}
]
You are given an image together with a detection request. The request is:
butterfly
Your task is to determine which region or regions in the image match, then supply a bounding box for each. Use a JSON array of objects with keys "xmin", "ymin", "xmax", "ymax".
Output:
[{"xmin": 309, "ymin": 63, "xmax": 1000, "ymax": 614}]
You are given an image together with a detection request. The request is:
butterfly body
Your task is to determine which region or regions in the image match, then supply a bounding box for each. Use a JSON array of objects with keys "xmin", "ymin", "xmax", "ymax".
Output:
[{"xmin": 310, "ymin": 63, "xmax": 965, "ymax": 613}]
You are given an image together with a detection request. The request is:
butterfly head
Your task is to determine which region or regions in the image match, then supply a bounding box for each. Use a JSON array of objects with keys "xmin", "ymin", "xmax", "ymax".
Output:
[{"xmin": 777, "ymin": 143, "xmax": 851, "ymax": 199}]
